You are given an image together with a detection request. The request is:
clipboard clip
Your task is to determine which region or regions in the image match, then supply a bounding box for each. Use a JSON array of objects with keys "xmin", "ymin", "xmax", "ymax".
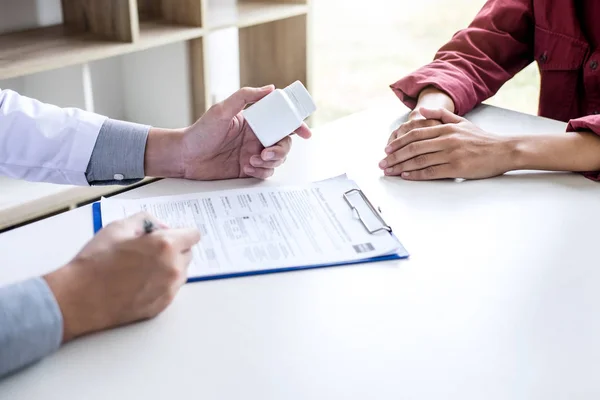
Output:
[{"xmin": 343, "ymin": 189, "xmax": 392, "ymax": 235}]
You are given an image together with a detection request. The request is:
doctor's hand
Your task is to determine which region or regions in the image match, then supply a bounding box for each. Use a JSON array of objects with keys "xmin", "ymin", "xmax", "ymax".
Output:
[
  {"xmin": 44, "ymin": 212, "xmax": 200, "ymax": 343},
  {"xmin": 379, "ymin": 107, "xmax": 515, "ymax": 180},
  {"xmin": 144, "ymin": 86, "xmax": 312, "ymax": 181}
]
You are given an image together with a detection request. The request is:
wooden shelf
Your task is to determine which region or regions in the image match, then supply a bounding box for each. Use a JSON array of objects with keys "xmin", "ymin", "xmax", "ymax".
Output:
[
  {"xmin": 0, "ymin": 2, "xmax": 308, "ymax": 80},
  {"xmin": 207, "ymin": 2, "xmax": 309, "ymax": 30},
  {"xmin": 0, "ymin": 177, "xmax": 156, "ymax": 231},
  {"xmin": 138, "ymin": 22, "xmax": 204, "ymax": 51},
  {"xmin": 0, "ymin": 23, "xmax": 204, "ymax": 80},
  {"xmin": 0, "ymin": 1, "xmax": 310, "ymax": 230}
]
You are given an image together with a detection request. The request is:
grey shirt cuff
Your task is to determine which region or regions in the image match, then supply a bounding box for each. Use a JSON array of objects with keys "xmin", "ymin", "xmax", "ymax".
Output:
[
  {"xmin": 85, "ymin": 119, "xmax": 151, "ymax": 186},
  {"xmin": 0, "ymin": 277, "xmax": 63, "ymax": 378}
]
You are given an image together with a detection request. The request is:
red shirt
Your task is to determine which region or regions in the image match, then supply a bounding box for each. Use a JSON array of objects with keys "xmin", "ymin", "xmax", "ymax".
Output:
[
  {"xmin": 577, "ymin": 2, "xmax": 600, "ymax": 49},
  {"xmin": 390, "ymin": 0, "xmax": 600, "ymax": 179}
]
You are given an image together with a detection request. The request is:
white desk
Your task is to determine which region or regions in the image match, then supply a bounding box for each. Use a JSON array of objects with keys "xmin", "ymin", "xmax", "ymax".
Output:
[{"xmin": 2, "ymin": 97, "xmax": 600, "ymax": 399}]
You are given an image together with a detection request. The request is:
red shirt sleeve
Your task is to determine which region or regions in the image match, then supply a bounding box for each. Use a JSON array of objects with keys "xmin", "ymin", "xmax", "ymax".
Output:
[
  {"xmin": 567, "ymin": 115, "xmax": 600, "ymax": 181},
  {"xmin": 391, "ymin": 0, "xmax": 534, "ymax": 115}
]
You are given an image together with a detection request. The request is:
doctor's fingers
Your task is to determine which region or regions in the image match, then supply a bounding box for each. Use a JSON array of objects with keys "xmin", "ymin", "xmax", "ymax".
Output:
[
  {"xmin": 243, "ymin": 166, "xmax": 276, "ymax": 180},
  {"xmin": 261, "ymin": 136, "xmax": 292, "ymax": 161},
  {"xmin": 104, "ymin": 212, "xmax": 168, "ymax": 238},
  {"xmin": 142, "ymin": 228, "xmax": 201, "ymax": 255},
  {"xmin": 249, "ymin": 155, "xmax": 286, "ymax": 168},
  {"xmin": 294, "ymin": 122, "xmax": 312, "ymax": 139}
]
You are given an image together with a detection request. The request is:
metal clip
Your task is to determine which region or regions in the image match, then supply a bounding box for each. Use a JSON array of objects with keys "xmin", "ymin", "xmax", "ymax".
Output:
[{"xmin": 343, "ymin": 189, "xmax": 392, "ymax": 235}]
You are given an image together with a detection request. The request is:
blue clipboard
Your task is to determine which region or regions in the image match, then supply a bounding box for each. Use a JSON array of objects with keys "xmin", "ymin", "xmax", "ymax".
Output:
[{"xmin": 91, "ymin": 189, "xmax": 409, "ymax": 283}]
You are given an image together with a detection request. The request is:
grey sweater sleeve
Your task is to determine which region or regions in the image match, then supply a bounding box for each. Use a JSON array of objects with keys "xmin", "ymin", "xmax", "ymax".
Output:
[
  {"xmin": 85, "ymin": 118, "xmax": 151, "ymax": 185},
  {"xmin": 0, "ymin": 119, "xmax": 152, "ymax": 378},
  {"xmin": 0, "ymin": 119, "xmax": 151, "ymax": 378},
  {"xmin": 0, "ymin": 277, "xmax": 63, "ymax": 378}
]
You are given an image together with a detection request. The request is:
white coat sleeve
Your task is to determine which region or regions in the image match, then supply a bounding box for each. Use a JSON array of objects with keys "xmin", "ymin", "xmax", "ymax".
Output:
[{"xmin": 0, "ymin": 89, "xmax": 106, "ymax": 186}]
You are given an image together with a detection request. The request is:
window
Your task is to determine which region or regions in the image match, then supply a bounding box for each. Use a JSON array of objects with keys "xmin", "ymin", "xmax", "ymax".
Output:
[{"xmin": 311, "ymin": 0, "xmax": 540, "ymax": 126}]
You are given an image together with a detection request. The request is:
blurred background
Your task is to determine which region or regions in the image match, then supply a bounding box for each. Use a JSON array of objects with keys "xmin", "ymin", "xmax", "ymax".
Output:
[
  {"xmin": 311, "ymin": 0, "xmax": 540, "ymax": 125},
  {"xmin": 0, "ymin": 0, "xmax": 542, "ymax": 230}
]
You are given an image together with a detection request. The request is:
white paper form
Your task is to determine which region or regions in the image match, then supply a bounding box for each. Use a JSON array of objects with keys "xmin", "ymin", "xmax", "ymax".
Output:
[{"xmin": 100, "ymin": 177, "xmax": 406, "ymax": 279}]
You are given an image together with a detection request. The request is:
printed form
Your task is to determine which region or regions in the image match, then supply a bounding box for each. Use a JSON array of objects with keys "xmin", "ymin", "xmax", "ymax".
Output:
[{"xmin": 100, "ymin": 177, "xmax": 406, "ymax": 279}]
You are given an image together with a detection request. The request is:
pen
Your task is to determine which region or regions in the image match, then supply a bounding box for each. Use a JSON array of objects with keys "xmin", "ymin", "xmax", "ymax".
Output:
[{"xmin": 143, "ymin": 219, "xmax": 156, "ymax": 234}]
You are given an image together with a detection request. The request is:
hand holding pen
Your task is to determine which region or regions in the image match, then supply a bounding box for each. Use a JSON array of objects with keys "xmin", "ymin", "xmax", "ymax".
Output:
[{"xmin": 44, "ymin": 212, "xmax": 201, "ymax": 342}]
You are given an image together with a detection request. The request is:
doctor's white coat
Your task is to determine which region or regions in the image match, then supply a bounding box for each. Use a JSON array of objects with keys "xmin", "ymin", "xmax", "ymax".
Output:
[{"xmin": 0, "ymin": 89, "xmax": 105, "ymax": 186}]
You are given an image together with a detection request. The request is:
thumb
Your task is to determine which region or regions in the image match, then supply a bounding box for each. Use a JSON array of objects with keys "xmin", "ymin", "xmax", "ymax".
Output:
[
  {"xmin": 221, "ymin": 85, "xmax": 275, "ymax": 118},
  {"xmin": 419, "ymin": 107, "xmax": 463, "ymax": 124}
]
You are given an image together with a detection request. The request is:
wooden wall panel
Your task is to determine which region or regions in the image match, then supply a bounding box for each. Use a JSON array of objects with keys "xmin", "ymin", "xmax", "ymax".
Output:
[
  {"xmin": 137, "ymin": 0, "xmax": 204, "ymax": 27},
  {"xmin": 137, "ymin": 0, "xmax": 163, "ymax": 21},
  {"xmin": 239, "ymin": 14, "xmax": 308, "ymax": 90},
  {"xmin": 162, "ymin": 0, "xmax": 204, "ymax": 27},
  {"xmin": 189, "ymin": 37, "xmax": 210, "ymax": 120},
  {"xmin": 242, "ymin": 0, "xmax": 307, "ymax": 4},
  {"xmin": 61, "ymin": 0, "xmax": 139, "ymax": 42}
]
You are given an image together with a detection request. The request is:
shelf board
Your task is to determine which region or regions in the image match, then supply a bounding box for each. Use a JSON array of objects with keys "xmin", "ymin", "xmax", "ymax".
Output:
[
  {"xmin": 207, "ymin": 2, "xmax": 309, "ymax": 30},
  {"xmin": 138, "ymin": 21, "xmax": 204, "ymax": 50},
  {"xmin": 0, "ymin": 22, "xmax": 204, "ymax": 80},
  {"xmin": 0, "ymin": 3, "xmax": 308, "ymax": 80},
  {"xmin": 0, "ymin": 177, "xmax": 156, "ymax": 230}
]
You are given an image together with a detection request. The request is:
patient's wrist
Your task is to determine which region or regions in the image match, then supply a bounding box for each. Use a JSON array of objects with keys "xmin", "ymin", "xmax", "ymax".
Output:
[{"xmin": 416, "ymin": 86, "xmax": 455, "ymax": 114}]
